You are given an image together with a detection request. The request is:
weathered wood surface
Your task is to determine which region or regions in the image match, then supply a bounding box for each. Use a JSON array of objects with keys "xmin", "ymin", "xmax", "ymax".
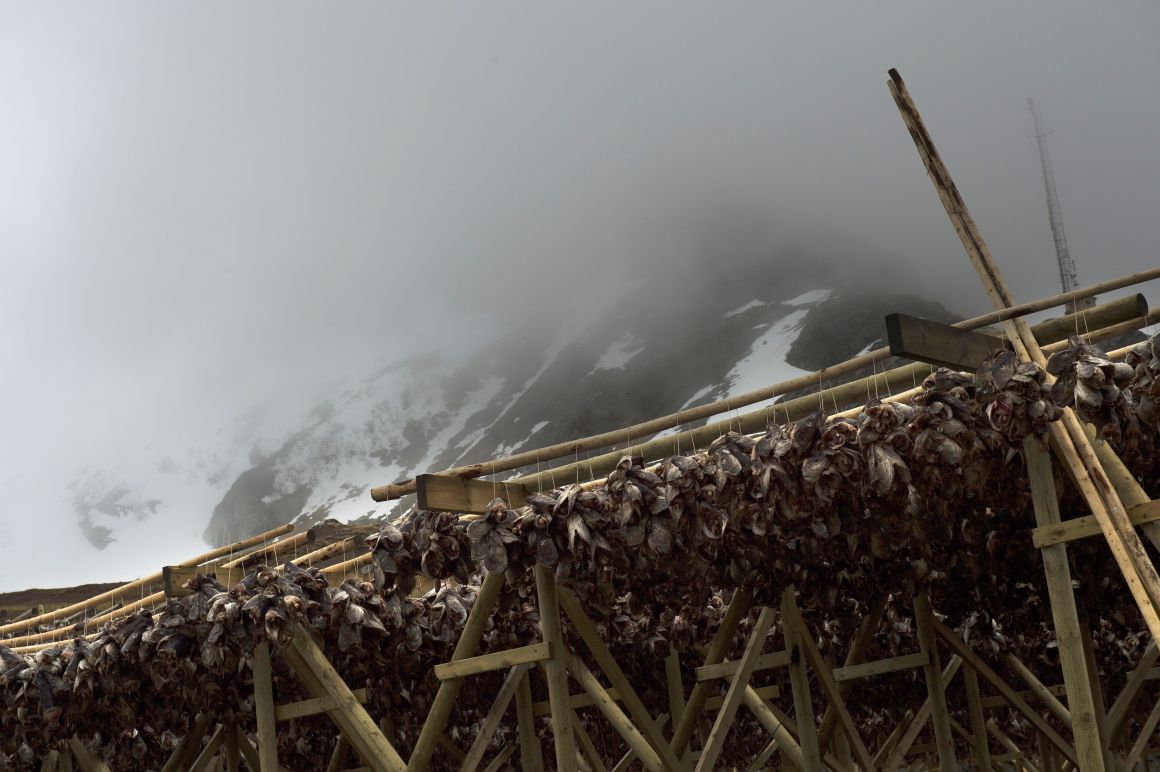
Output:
[
  {"xmin": 433, "ymin": 642, "xmax": 551, "ymax": 680},
  {"xmin": 417, "ymin": 474, "xmax": 529, "ymax": 513},
  {"xmin": 1032, "ymin": 500, "xmax": 1160, "ymax": 548},
  {"xmin": 535, "ymin": 565, "xmax": 576, "ymax": 772},
  {"xmin": 275, "ymin": 688, "xmax": 370, "ymax": 722},
  {"xmin": 460, "ymin": 664, "xmax": 531, "ymax": 772},
  {"xmin": 885, "ymin": 312, "xmax": 1010, "ymax": 370}
]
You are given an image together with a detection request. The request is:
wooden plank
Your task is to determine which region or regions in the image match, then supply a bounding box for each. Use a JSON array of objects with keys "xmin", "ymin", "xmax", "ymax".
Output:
[
  {"xmin": 695, "ymin": 605, "xmax": 777, "ymax": 772},
  {"xmin": 515, "ymin": 668, "xmax": 544, "ymax": 772},
  {"xmin": 556, "ymin": 587, "xmax": 686, "ymax": 771},
  {"xmin": 237, "ymin": 732, "xmax": 262, "ymax": 772},
  {"xmin": 1005, "ymin": 654, "xmax": 1071, "ymax": 727},
  {"xmin": 434, "ymin": 642, "xmax": 551, "ymax": 680},
  {"xmin": 880, "ymin": 657, "xmax": 962, "ymax": 770},
  {"xmin": 189, "ymin": 726, "xmax": 226, "ymax": 772},
  {"xmin": 695, "ymin": 650, "xmax": 790, "ymax": 682},
  {"xmin": 285, "ymin": 626, "xmax": 407, "ymax": 772},
  {"xmin": 534, "ymin": 565, "xmax": 577, "ymax": 772},
  {"xmin": 1125, "ymin": 698, "xmax": 1160, "ymax": 769},
  {"xmin": 963, "ymin": 665, "xmax": 992, "ymax": 772},
  {"xmin": 986, "ymin": 719, "xmax": 1040, "ymax": 772},
  {"xmin": 885, "ymin": 313, "xmax": 1009, "ymax": 370},
  {"xmin": 569, "ymin": 654, "xmax": 662, "ymax": 771},
  {"xmin": 416, "ymin": 474, "xmax": 529, "ymax": 513},
  {"xmin": 1108, "ymin": 642, "xmax": 1159, "ymax": 744},
  {"xmin": 915, "ymin": 591, "xmax": 956, "ymax": 772},
  {"xmin": 741, "ymin": 688, "xmax": 805, "ymax": 771},
  {"xmin": 793, "ymin": 608, "xmax": 876, "ymax": 770},
  {"xmin": 818, "ymin": 594, "xmax": 890, "ymax": 757},
  {"xmin": 781, "ymin": 590, "xmax": 822, "ymax": 772},
  {"xmin": 274, "ymin": 688, "xmax": 369, "ymax": 721},
  {"xmin": 408, "ymin": 571, "xmax": 505, "ymax": 771},
  {"xmin": 253, "ymin": 642, "xmax": 280, "ymax": 772},
  {"xmin": 1031, "ymin": 500, "xmax": 1160, "ymax": 548},
  {"xmin": 461, "ymin": 664, "xmax": 532, "ymax": 771},
  {"xmin": 67, "ymin": 738, "xmax": 111, "ymax": 772},
  {"xmin": 833, "ymin": 652, "xmax": 929, "ymax": 682},
  {"xmin": 1023, "ymin": 437, "xmax": 1109, "ymax": 771},
  {"xmin": 224, "ymin": 724, "xmax": 240, "ymax": 772},
  {"xmin": 668, "ymin": 588, "xmax": 752, "ymax": 759},
  {"xmin": 931, "ymin": 616, "xmax": 1078, "ymax": 766},
  {"xmin": 609, "ymin": 714, "xmax": 669, "ymax": 772},
  {"xmin": 483, "ymin": 745, "xmax": 516, "ymax": 772}
]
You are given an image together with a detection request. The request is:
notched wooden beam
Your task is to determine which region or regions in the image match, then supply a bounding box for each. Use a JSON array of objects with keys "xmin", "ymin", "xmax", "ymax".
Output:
[
  {"xmin": 885, "ymin": 313, "xmax": 1010, "ymax": 370},
  {"xmin": 416, "ymin": 473, "xmax": 529, "ymax": 514}
]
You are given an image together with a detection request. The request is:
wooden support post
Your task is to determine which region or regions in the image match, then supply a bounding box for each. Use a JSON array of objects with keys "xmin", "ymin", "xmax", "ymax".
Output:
[
  {"xmin": 781, "ymin": 589, "xmax": 822, "ymax": 772},
  {"xmin": 535, "ymin": 564, "xmax": 578, "ymax": 772},
  {"xmin": 1125, "ymin": 698, "xmax": 1160, "ymax": 769},
  {"xmin": 610, "ymin": 714, "xmax": 669, "ymax": 772},
  {"xmin": 483, "ymin": 745, "xmax": 516, "ymax": 772},
  {"xmin": 669, "ymin": 587, "xmax": 753, "ymax": 759},
  {"xmin": 433, "ymin": 641, "xmax": 552, "ymax": 680},
  {"xmin": 252, "ymin": 642, "xmax": 280, "ymax": 772},
  {"xmin": 1109, "ymin": 642, "xmax": 1159, "ymax": 746},
  {"xmin": 1038, "ymin": 732, "xmax": 1061, "ymax": 772},
  {"xmin": 1079, "ymin": 621, "xmax": 1118, "ymax": 772},
  {"xmin": 58, "ymin": 747, "xmax": 72, "ymax": 772},
  {"xmin": 914, "ymin": 592, "xmax": 958, "ymax": 771},
  {"xmin": 789, "ymin": 598, "xmax": 875, "ymax": 770},
  {"xmin": 932, "ymin": 616, "xmax": 1078, "ymax": 766},
  {"xmin": 283, "ymin": 627, "xmax": 406, "ymax": 772},
  {"xmin": 515, "ymin": 667, "xmax": 544, "ymax": 772},
  {"xmin": 817, "ymin": 595, "xmax": 889, "ymax": 754},
  {"xmin": 67, "ymin": 738, "xmax": 110, "ymax": 772},
  {"xmin": 237, "ymin": 733, "xmax": 262, "ymax": 772},
  {"xmin": 963, "ymin": 664, "xmax": 992, "ymax": 772},
  {"xmin": 461, "ymin": 664, "xmax": 532, "ymax": 771},
  {"xmin": 557, "ymin": 587, "xmax": 686, "ymax": 770},
  {"xmin": 875, "ymin": 714, "xmax": 911, "ymax": 770},
  {"xmin": 1006, "ymin": 653, "xmax": 1072, "ymax": 727},
  {"xmin": 741, "ymin": 689, "xmax": 804, "ymax": 771},
  {"xmin": 1024, "ymin": 436, "xmax": 1110, "ymax": 771},
  {"xmin": 987, "ymin": 719, "xmax": 1040, "ymax": 772},
  {"xmin": 409, "ymin": 570, "xmax": 505, "ymax": 771}
]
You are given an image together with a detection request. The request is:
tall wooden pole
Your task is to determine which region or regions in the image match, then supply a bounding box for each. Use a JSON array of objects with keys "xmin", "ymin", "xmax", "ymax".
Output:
[
  {"xmin": 914, "ymin": 592, "xmax": 958, "ymax": 771},
  {"xmin": 535, "ymin": 565, "xmax": 577, "ymax": 771}
]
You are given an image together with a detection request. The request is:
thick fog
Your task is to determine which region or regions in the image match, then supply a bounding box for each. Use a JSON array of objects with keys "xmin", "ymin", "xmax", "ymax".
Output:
[{"xmin": 2, "ymin": 2, "xmax": 1159, "ymax": 590}]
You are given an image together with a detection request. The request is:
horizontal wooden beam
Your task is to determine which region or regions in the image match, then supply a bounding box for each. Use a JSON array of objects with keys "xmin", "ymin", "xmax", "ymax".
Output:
[
  {"xmin": 416, "ymin": 473, "xmax": 528, "ymax": 514},
  {"xmin": 532, "ymin": 683, "xmax": 779, "ymax": 717},
  {"xmin": 833, "ymin": 651, "xmax": 929, "ymax": 682},
  {"xmin": 1031, "ymin": 500, "xmax": 1160, "ymax": 548},
  {"xmin": 885, "ymin": 313, "xmax": 1010, "ymax": 370},
  {"xmin": 979, "ymin": 683, "xmax": 1066, "ymax": 710},
  {"xmin": 275, "ymin": 688, "xmax": 369, "ymax": 722},
  {"xmin": 695, "ymin": 650, "xmax": 790, "ymax": 682},
  {"xmin": 433, "ymin": 641, "xmax": 551, "ymax": 680}
]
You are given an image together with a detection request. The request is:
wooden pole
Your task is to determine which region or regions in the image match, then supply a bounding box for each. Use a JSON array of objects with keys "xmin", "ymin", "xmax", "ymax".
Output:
[
  {"xmin": 669, "ymin": 588, "xmax": 753, "ymax": 758},
  {"xmin": 535, "ymin": 565, "xmax": 578, "ymax": 771},
  {"xmin": 408, "ymin": 571, "xmax": 505, "ymax": 771},
  {"xmin": 816, "ymin": 593, "xmax": 889, "ymax": 754},
  {"xmin": 252, "ymin": 642, "xmax": 280, "ymax": 772},
  {"xmin": 913, "ymin": 592, "xmax": 957, "ymax": 772},
  {"xmin": 515, "ymin": 668, "xmax": 545, "ymax": 772},
  {"xmin": 781, "ymin": 589, "xmax": 822, "ymax": 771},
  {"xmin": 460, "ymin": 664, "xmax": 532, "ymax": 771},
  {"xmin": 1108, "ymin": 642, "xmax": 1159, "ymax": 746},
  {"xmin": 741, "ymin": 689, "xmax": 805, "ymax": 771},
  {"xmin": 665, "ymin": 651, "xmax": 687, "ymax": 736},
  {"xmin": 224, "ymin": 724, "xmax": 240, "ymax": 772},
  {"xmin": 569, "ymin": 654, "xmax": 663, "ymax": 772}
]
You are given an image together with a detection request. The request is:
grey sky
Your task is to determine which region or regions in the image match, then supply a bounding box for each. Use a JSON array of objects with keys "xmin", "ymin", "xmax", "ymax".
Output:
[{"xmin": 2, "ymin": 3, "xmax": 1159, "ymax": 585}]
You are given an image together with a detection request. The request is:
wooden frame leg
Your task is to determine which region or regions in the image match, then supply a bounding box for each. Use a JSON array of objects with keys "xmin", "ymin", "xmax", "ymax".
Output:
[
  {"xmin": 516, "ymin": 667, "xmax": 545, "ymax": 772},
  {"xmin": 535, "ymin": 564, "xmax": 578, "ymax": 771},
  {"xmin": 963, "ymin": 664, "xmax": 992, "ymax": 772},
  {"xmin": 782, "ymin": 589, "xmax": 822, "ymax": 771},
  {"xmin": 914, "ymin": 592, "xmax": 958, "ymax": 772}
]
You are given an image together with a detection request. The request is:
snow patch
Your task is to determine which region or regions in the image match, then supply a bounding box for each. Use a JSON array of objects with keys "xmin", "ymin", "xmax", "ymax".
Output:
[
  {"xmin": 680, "ymin": 384, "xmax": 716, "ymax": 409},
  {"xmin": 785, "ymin": 289, "xmax": 833, "ymax": 307},
  {"xmin": 724, "ymin": 309, "xmax": 811, "ymax": 399},
  {"xmin": 588, "ymin": 333, "xmax": 644, "ymax": 374},
  {"xmin": 724, "ymin": 299, "xmax": 765, "ymax": 318}
]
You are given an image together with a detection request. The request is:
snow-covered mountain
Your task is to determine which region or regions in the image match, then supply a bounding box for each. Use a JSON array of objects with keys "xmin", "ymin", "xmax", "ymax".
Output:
[{"xmin": 7, "ymin": 273, "xmax": 957, "ymax": 590}]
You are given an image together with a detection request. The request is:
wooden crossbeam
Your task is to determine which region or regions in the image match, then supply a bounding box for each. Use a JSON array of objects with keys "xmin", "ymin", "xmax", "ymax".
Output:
[
  {"xmin": 695, "ymin": 605, "xmax": 777, "ymax": 772},
  {"xmin": 416, "ymin": 474, "xmax": 528, "ymax": 513},
  {"xmin": 433, "ymin": 642, "xmax": 551, "ymax": 680},
  {"xmin": 1031, "ymin": 500, "xmax": 1160, "ymax": 548},
  {"xmin": 283, "ymin": 626, "xmax": 406, "ymax": 772},
  {"xmin": 188, "ymin": 725, "xmax": 225, "ymax": 772},
  {"xmin": 275, "ymin": 688, "xmax": 369, "ymax": 721},
  {"xmin": 879, "ymin": 657, "xmax": 962, "ymax": 770},
  {"xmin": 885, "ymin": 313, "xmax": 1009, "ymax": 370},
  {"xmin": 515, "ymin": 668, "xmax": 544, "ymax": 772},
  {"xmin": 569, "ymin": 654, "xmax": 663, "ymax": 771},
  {"xmin": 695, "ymin": 650, "xmax": 790, "ymax": 681},
  {"xmin": 461, "ymin": 664, "xmax": 532, "ymax": 771}
]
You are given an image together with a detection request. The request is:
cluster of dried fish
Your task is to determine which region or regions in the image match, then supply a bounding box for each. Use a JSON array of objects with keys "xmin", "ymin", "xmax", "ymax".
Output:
[{"xmin": 2, "ymin": 334, "xmax": 1160, "ymax": 768}]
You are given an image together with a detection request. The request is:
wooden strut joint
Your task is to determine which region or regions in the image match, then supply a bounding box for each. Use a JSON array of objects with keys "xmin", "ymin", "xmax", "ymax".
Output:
[
  {"xmin": 781, "ymin": 588, "xmax": 823, "ymax": 772},
  {"xmin": 1125, "ymin": 697, "xmax": 1160, "ymax": 769},
  {"xmin": 460, "ymin": 663, "xmax": 532, "ymax": 772},
  {"xmin": 887, "ymin": 67, "xmax": 1160, "ymax": 646},
  {"xmin": 693, "ymin": 605, "xmax": 777, "ymax": 772},
  {"xmin": 817, "ymin": 593, "xmax": 890, "ymax": 755},
  {"xmin": 433, "ymin": 641, "xmax": 551, "ymax": 680},
  {"xmin": 1031, "ymin": 500, "xmax": 1160, "ymax": 548},
  {"xmin": 792, "ymin": 604, "xmax": 876, "ymax": 770},
  {"xmin": 534, "ymin": 565, "xmax": 578, "ymax": 772},
  {"xmin": 880, "ymin": 657, "xmax": 963, "ymax": 770},
  {"xmin": 930, "ymin": 616, "xmax": 1078, "ymax": 766},
  {"xmin": 572, "ymin": 711, "xmax": 610, "ymax": 772},
  {"xmin": 274, "ymin": 688, "xmax": 369, "ymax": 722},
  {"xmin": 283, "ymin": 626, "xmax": 406, "ymax": 772},
  {"xmin": 188, "ymin": 725, "xmax": 226, "ymax": 772},
  {"xmin": 569, "ymin": 654, "xmax": 663, "ymax": 772},
  {"xmin": 556, "ymin": 586, "xmax": 686, "ymax": 771},
  {"xmin": 408, "ymin": 570, "xmax": 505, "ymax": 771},
  {"xmin": 669, "ymin": 588, "xmax": 752, "ymax": 758}
]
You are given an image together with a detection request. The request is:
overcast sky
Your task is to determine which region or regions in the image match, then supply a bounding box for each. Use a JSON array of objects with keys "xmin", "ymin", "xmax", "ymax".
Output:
[{"xmin": 2, "ymin": 3, "xmax": 1159, "ymax": 588}]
